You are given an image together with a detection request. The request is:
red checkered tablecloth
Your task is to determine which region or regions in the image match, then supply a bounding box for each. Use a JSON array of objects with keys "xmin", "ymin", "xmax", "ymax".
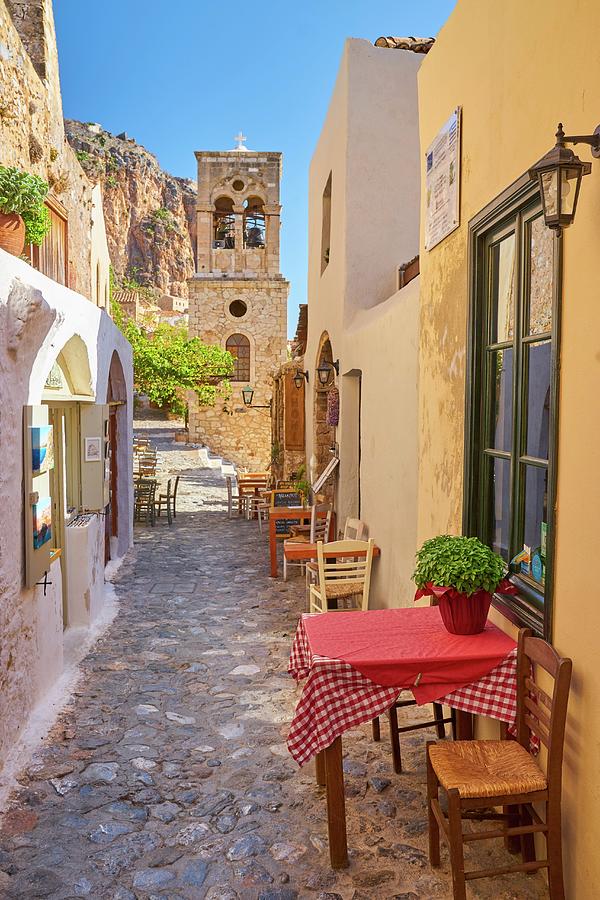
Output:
[{"xmin": 287, "ymin": 614, "xmax": 520, "ymax": 766}]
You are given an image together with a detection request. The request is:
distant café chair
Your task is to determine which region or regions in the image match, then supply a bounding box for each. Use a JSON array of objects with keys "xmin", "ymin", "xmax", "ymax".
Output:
[
  {"xmin": 226, "ymin": 475, "xmax": 245, "ymax": 519},
  {"xmin": 156, "ymin": 475, "xmax": 179, "ymax": 525},
  {"xmin": 283, "ymin": 503, "xmax": 331, "ymax": 582},
  {"xmin": 134, "ymin": 479, "xmax": 157, "ymax": 526},
  {"xmin": 426, "ymin": 628, "xmax": 572, "ymax": 900}
]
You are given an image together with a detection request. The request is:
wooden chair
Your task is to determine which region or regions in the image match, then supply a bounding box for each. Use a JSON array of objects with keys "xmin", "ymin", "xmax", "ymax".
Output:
[
  {"xmin": 426, "ymin": 628, "xmax": 572, "ymax": 900},
  {"xmin": 283, "ymin": 503, "xmax": 331, "ymax": 581},
  {"xmin": 309, "ymin": 539, "xmax": 375, "ymax": 613},
  {"xmin": 156, "ymin": 476, "xmax": 179, "ymax": 524},
  {"xmin": 343, "ymin": 518, "xmax": 369, "ymax": 540},
  {"xmin": 134, "ymin": 479, "xmax": 157, "ymax": 526},
  {"xmin": 225, "ymin": 475, "xmax": 245, "ymax": 519}
]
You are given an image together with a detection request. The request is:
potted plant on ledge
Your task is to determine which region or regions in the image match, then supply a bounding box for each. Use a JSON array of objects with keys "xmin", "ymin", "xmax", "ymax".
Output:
[
  {"xmin": 0, "ymin": 166, "xmax": 52, "ymax": 257},
  {"xmin": 412, "ymin": 534, "xmax": 516, "ymax": 635}
]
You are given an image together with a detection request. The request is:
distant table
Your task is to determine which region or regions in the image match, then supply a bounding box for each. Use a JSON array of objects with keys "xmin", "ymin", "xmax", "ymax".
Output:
[
  {"xmin": 288, "ymin": 607, "xmax": 518, "ymax": 868},
  {"xmin": 268, "ymin": 507, "xmax": 329, "ymax": 577},
  {"xmin": 238, "ymin": 479, "xmax": 269, "ymax": 515}
]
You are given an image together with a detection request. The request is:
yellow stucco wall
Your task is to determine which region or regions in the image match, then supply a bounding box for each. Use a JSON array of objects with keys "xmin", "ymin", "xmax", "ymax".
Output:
[{"xmin": 418, "ymin": 1, "xmax": 600, "ymax": 894}]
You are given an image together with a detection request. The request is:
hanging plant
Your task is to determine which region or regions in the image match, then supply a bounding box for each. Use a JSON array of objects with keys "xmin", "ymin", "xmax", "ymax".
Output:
[
  {"xmin": 0, "ymin": 166, "xmax": 51, "ymax": 255},
  {"xmin": 326, "ymin": 385, "xmax": 339, "ymax": 427}
]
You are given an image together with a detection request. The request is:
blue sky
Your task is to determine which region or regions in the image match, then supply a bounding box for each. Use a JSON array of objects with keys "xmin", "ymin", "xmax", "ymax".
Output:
[{"xmin": 54, "ymin": 0, "xmax": 456, "ymax": 335}]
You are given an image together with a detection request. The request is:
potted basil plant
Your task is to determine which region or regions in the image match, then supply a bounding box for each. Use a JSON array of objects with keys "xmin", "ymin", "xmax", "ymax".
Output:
[
  {"xmin": 412, "ymin": 534, "xmax": 516, "ymax": 635},
  {"xmin": 0, "ymin": 166, "xmax": 51, "ymax": 256}
]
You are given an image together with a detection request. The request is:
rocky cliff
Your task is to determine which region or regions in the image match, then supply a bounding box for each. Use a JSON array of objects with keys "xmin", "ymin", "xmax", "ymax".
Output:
[{"xmin": 65, "ymin": 120, "xmax": 196, "ymax": 298}]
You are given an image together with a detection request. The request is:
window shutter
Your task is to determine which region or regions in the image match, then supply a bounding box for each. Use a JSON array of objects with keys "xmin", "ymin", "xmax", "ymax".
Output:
[
  {"xmin": 23, "ymin": 405, "xmax": 53, "ymax": 588},
  {"xmin": 284, "ymin": 372, "xmax": 305, "ymax": 451},
  {"xmin": 79, "ymin": 404, "xmax": 110, "ymax": 511}
]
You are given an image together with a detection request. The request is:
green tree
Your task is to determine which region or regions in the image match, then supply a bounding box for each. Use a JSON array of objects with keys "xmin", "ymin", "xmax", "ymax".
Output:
[{"xmin": 112, "ymin": 296, "xmax": 233, "ymax": 417}]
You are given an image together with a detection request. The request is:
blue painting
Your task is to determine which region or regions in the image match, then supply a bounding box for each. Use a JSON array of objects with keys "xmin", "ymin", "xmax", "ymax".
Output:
[
  {"xmin": 31, "ymin": 425, "xmax": 54, "ymax": 476},
  {"xmin": 32, "ymin": 496, "xmax": 52, "ymax": 550}
]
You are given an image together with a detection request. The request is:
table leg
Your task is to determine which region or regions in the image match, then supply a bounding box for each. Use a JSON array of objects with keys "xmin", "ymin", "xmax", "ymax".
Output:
[
  {"xmin": 269, "ymin": 516, "xmax": 278, "ymax": 578},
  {"xmin": 324, "ymin": 737, "xmax": 348, "ymax": 869},
  {"xmin": 315, "ymin": 750, "xmax": 326, "ymax": 786},
  {"xmin": 455, "ymin": 710, "xmax": 474, "ymax": 740}
]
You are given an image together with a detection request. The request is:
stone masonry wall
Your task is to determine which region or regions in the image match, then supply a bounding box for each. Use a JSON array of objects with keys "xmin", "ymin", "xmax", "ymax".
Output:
[
  {"xmin": 0, "ymin": 0, "xmax": 95, "ymax": 298},
  {"xmin": 187, "ymin": 278, "xmax": 288, "ymax": 470}
]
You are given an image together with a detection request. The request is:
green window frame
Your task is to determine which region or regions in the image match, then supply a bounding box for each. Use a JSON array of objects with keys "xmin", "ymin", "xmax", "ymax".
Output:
[{"xmin": 464, "ymin": 174, "xmax": 562, "ymax": 639}]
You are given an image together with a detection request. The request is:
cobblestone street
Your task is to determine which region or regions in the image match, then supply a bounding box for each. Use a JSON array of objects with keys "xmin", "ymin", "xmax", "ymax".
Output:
[{"xmin": 0, "ymin": 421, "xmax": 548, "ymax": 899}]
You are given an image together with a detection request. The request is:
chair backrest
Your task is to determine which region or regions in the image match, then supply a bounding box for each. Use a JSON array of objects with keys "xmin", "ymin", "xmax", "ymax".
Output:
[
  {"xmin": 225, "ymin": 475, "xmax": 234, "ymax": 501},
  {"xmin": 515, "ymin": 628, "xmax": 572, "ymax": 793},
  {"xmin": 316, "ymin": 538, "xmax": 375, "ymax": 611},
  {"xmin": 172, "ymin": 475, "xmax": 180, "ymax": 499},
  {"xmin": 310, "ymin": 503, "xmax": 332, "ymax": 543},
  {"xmin": 343, "ymin": 518, "xmax": 369, "ymax": 541},
  {"xmin": 135, "ymin": 480, "xmax": 156, "ymax": 506}
]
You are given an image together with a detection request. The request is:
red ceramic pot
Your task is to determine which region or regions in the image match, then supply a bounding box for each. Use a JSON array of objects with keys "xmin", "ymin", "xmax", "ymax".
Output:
[
  {"xmin": 437, "ymin": 589, "xmax": 492, "ymax": 635},
  {"xmin": 0, "ymin": 212, "xmax": 26, "ymax": 256}
]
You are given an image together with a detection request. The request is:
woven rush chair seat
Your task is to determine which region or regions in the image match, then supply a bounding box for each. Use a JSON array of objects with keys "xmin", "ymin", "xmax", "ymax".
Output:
[
  {"xmin": 324, "ymin": 580, "xmax": 365, "ymax": 600},
  {"xmin": 428, "ymin": 740, "xmax": 547, "ymax": 799}
]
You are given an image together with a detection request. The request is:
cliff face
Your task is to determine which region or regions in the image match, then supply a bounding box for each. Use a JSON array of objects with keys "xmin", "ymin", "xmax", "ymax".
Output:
[{"xmin": 65, "ymin": 120, "xmax": 196, "ymax": 298}]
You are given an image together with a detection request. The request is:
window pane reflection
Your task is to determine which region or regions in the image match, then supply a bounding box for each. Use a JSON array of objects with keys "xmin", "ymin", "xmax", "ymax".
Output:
[
  {"xmin": 490, "ymin": 348, "xmax": 513, "ymax": 452},
  {"xmin": 526, "ymin": 340, "xmax": 551, "ymax": 459},
  {"xmin": 523, "ymin": 464, "xmax": 548, "ymax": 586},
  {"xmin": 490, "ymin": 456, "xmax": 511, "ymax": 561},
  {"xmin": 491, "ymin": 233, "xmax": 515, "ymax": 343},
  {"xmin": 528, "ymin": 214, "xmax": 553, "ymax": 335}
]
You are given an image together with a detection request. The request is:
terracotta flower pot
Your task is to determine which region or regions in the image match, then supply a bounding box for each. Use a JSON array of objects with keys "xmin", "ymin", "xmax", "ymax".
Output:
[
  {"xmin": 437, "ymin": 589, "xmax": 492, "ymax": 635},
  {"xmin": 0, "ymin": 212, "xmax": 26, "ymax": 256}
]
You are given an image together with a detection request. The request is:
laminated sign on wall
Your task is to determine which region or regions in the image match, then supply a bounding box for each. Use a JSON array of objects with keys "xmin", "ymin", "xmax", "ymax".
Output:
[{"xmin": 425, "ymin": 107, "xmax": 461, "ymax": 250}]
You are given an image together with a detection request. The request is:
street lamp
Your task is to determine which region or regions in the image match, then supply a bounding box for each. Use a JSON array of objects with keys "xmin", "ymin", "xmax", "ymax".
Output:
[
  {"xmin": 241, "ymin": 385, "xmax": 271, "ymax": 410},
  {"xmin": 293, "ymin": 369, "xmax": 309, "ymax": 390},
  {"xmin": 316, "ymin": 359, "xmax": 339, "ymax": 386},
  {"xmin": 529, "ymin": 122, "xmax": 599, "ymax": 230}
]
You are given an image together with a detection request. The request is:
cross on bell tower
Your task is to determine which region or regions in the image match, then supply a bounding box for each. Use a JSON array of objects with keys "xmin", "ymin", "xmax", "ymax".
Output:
[{"xmin": 233, "ymin": 131, "xmax": 248, "ymax": 151}]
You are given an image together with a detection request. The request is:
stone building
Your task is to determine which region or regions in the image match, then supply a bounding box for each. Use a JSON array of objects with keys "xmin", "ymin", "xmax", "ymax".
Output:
[
  {"xmin": 187, "ymin": 135, "xmax": 288, "ymax": 470},
  {"xmin": 0, "ymin": 0, "xmax": 133, "ymax": 769}
]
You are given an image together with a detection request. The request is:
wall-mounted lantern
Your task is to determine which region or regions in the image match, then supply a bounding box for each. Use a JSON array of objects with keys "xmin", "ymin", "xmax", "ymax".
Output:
[
  {"xmin": 316, "ymin": 359, "xmax": 339, "ymax": 386},
  {"xmin": 293, "ymin": 369, "xmax": 309, "ymax": 390},
  {"xmin": 530, "ymin": 122, "xmax": 599, "ymax": 230},
  {"xmin": 241, "ymin": 385, "xmax": 271, "ymax": 410}
]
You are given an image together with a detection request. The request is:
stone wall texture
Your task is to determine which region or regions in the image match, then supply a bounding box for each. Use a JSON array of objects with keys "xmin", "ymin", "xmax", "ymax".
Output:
[
  {"xmin": 0, "ymin": 0, "xmax": 94, "ymax": 298},
  {"xmin": 187, "ymin": 278, "xmax": 288, "ymax": 470}
]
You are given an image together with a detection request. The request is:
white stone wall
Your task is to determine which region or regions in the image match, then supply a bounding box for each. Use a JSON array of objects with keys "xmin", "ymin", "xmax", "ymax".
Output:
[{"xmin": 0, "ymin": 249, "xmax": 134, "ymax": 766}]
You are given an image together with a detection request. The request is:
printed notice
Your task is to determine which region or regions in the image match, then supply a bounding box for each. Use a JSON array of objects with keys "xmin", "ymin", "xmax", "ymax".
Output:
[{"xmin": 425, "ymin": 108, "xmax": 461, "ymax": 250}]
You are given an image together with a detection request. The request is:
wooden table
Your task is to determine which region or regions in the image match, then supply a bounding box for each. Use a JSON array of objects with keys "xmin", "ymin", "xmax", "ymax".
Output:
[
  {"xmin": 268, "ymin": 507, "xmax": 328, "ymax": 577},
  {"xmin": 288, "ymin": 608, "xmax": 518, "ymax": 868},
  {"xmin": 283, "ymin": 540, "xmax": 381, "ymax": 563},
  {"xmin": 237, "ymin": 479, "xmax": 269, "ymax": 515}
]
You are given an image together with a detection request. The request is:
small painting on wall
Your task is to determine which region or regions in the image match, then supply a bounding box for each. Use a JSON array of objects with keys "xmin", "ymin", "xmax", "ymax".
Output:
[
  {"xmin": 85, "ymin": 437, "xmax": 102, "ymax": 462},
  {"xmin": 31, "ymin": 425, "xmax": 54, "ymax": 476},
  {"xmin": 33, "ymin": 496, "xmax": 52, "ymax": 550}
]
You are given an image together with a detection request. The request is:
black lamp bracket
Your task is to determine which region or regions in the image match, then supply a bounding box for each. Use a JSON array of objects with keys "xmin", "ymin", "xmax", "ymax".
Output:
[{"xmin": 557, "ymin": 122, "xmax": 600, "ymax": 158}]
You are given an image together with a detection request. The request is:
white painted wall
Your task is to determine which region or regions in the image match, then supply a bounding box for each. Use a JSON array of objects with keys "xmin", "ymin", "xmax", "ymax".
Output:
[
  {"xmin": 0, "ymin": 248, "xmax": 133, "ymax": 766},
  {"xmin": 304, "ymin": 39, "xmax": 423, "ymax": 607}
]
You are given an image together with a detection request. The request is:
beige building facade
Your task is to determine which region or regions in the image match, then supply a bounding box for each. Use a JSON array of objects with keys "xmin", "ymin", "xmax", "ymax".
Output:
[
  {"xmin": 187, "ymin": 140, "xmax": 288, "ymax": 470},
  {"xmin": 304, "ymin": 38, "xmax": 424, "ymax": 607},
  {"xmin": 416, "ymin": 1, "xmax": 600, "ymax": 894}
]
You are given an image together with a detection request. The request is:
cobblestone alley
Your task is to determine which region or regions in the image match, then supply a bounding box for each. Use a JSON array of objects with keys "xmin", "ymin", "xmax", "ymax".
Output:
[{"xmin": 0, "ymin": 421, "xmax": 548, "ymax": 899}]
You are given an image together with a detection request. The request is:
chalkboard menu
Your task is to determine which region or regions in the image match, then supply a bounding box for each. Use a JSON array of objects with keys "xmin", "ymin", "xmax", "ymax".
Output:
[{"xmin": 272, "ymin": 490, "xmax": 302, "ymax": 536}]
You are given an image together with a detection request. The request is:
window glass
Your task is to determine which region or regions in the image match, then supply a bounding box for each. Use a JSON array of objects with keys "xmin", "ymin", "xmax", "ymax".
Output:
[
  {"xmin": 523, "ymin": 464, "xmax": 548, "ymax": 585},
  {"xmin": 526, "ymin": 340, "xmax": 551, "ymax": 459},
  {"xmin": 490, "ymin": 232, "xmax": 515, "ymax": 343},
  {"xmin": 489, "ymin": 348, "xmax": 513, "ymax": 452},
  {"xmin": 225, "ymin": 333, "xmax": 250, "ymax": 382},
  {"xmin": 490, "ymin": 456, "xmax": 511, "ymax": 561},
  {"xmin": 528, "ymin": 214, "xmax": 553, "ymax": 335}
]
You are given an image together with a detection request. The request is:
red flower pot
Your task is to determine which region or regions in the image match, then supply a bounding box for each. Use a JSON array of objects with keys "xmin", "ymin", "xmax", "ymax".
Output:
[
  {"xmin": 0, "ymin": 212, "xmax": 25, "ymax": 256},
  {"xmin": 437, "ymin": 589, "xmax": 492, "ymax": 635}
]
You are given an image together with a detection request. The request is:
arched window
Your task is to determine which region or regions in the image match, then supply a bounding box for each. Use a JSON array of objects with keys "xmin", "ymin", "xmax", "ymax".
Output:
[
  {"xmin": 244, "ymin": 197, "xmax": 266, "ymax": 249},
  {"xmin": 213, "ymin": 197, "xmax": 236, "ymax": 248},
  {"xmin": 226, "ymin": 333, "xmax": 250, "ymax": 382}
]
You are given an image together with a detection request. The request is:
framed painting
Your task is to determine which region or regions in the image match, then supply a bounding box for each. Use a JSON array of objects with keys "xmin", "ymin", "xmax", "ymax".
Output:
[
  {"xmin": 31, "ymin": 425, "xmax": 54, "ymax": 476},
  {"xmin": 85, "ymin": 437, "xmax": 102, "ymax": 462},
  {"xmin": 32, "ymin": 496, "xmax": 52, "ymax": 550}
]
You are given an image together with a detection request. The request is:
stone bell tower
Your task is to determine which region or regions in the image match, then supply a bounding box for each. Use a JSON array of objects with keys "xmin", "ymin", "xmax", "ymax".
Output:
[{"xmin": 187, "ymin": 133, "xmax": 289, "ymax": 470}]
